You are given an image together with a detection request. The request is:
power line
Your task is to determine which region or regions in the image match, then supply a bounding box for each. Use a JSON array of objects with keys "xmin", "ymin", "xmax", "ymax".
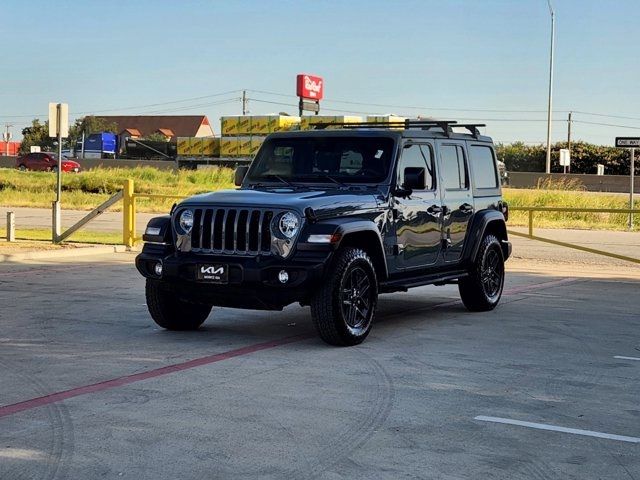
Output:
[
  {"xmin": 572, "ymin": 110, "xmax": 640, "ymax": 122},
  {"xmin": 247, "ymin": 88, "xmax": 559, "ymax": 114},
  {"xmin": 0, "ymin": 89, "xmax": 244, "ymax": 119},
  {"xmin": 141, "ymin": 97, "xmax": 241, "ymax": 114},
  {"xmin": 573, "ymin": 120, "xmax": 640, "ymax": 130}
]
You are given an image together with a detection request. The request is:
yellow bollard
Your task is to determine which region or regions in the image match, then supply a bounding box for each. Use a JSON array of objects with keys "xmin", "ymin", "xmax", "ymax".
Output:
[
  {"xmin": 528, "ymin": 210, "xmax": 534, "ymax": 237},
  {"xmin": 123, "ymin": 179, "xmax": 134, "ymax": 247}
]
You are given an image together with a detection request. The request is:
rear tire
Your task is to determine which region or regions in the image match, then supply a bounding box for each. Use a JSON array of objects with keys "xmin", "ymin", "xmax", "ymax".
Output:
[
  {"xmin": 458, "ymin": 234, "xmax": 505, "ymax": 311},
  {"xmin": 310, "ymin": 247, "xmax": 378, "ymax": 346},
  {"xmin": 145, "ymin": 279, "xmax": 211, "ymax": 330},
  {"xmin": 18, "ymin": 164, "xmax": 27, "ymax": 171}
]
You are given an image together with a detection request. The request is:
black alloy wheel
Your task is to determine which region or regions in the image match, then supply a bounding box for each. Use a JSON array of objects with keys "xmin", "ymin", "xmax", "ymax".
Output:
[
  {"xmin": 458, "ymin": 234, "xmax": 505, "ymax": 312},
  {"xmin": 481, "ymin": 247, "xmax": 504, "ymax": 301},
  {"xmin": 340, "ymin": 265, "xmax": 374, "ymax": 330},
  {"xmin": 310, "ymin": 247, "xmax": 378, "ymax": 346}
]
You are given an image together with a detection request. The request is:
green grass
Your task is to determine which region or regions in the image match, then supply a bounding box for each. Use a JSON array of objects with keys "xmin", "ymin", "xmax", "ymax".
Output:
[
  {"xmin": 1, "ymin": 167, "xmax": 637, "ymax": 234},
  {"xmin": 0, "ymin": 166, "xmax": 234, "ymax": 213},
  {"xmin": 503, "ymin": 188, "xmax": 638, "ymax": 231}
]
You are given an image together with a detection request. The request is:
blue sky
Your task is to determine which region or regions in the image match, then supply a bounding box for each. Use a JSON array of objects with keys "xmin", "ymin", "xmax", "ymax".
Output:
[{"xmin": 2, "ymin": 0, "xmax": 639, "ymax": 145}]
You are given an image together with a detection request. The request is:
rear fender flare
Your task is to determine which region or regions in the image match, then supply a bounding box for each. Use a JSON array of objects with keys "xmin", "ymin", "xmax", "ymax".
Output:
[{"xmin": 462, "ymin": 210, "xmax": 508, "ymax": 263}]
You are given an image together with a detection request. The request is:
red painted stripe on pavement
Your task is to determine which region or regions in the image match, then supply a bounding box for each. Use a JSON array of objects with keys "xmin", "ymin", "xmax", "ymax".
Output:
[
  {"xmin": 0, "ymin": 276, "xmax": 579, "ymax": 420},
  {"xmin": 432, "ymin": 277, "xmax": 580, "ymax": 309},
  {"xmin": 503, "ymin": 277, "xmax": 578, "ymax": 295},
  {"xmin": 0, "ymin": 334, "xmax": 311, "ymax": 419}
]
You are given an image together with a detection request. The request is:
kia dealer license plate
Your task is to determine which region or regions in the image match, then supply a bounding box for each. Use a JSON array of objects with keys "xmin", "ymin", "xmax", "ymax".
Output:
[{"xmin": 197, "ymin": 264, "xmax": 228, "ymax": 283}]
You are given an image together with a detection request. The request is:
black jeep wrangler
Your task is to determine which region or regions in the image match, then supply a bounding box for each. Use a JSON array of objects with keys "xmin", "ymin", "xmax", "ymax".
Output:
[{"xmin": 136, "ymin": 121, "xmax": 511, "ymax": 346}]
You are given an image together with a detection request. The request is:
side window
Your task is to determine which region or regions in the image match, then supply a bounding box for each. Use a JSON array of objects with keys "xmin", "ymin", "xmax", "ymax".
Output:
[
  {"xmin": 440, "ymin": 144, "xmax": 468, "ymax": 190},
  {"xmin": 398, "ymin": 144, "xmax": 435, "ymax": 190},
  {"xmin": 470, "ymin": 145, "xmax": 498, "ymax": 189}
]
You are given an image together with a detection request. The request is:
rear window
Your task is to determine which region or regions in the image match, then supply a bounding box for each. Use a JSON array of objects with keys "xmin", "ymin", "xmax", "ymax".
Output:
[{"xmin": 470, "ymin": 145, "xmax": 498, "ymax": 189}]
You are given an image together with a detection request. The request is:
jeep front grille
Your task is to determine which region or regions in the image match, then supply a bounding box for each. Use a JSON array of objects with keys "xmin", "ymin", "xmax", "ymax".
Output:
[{"xmin": 189, "ymin": 207, "xmax": 273, "ymax": 255}]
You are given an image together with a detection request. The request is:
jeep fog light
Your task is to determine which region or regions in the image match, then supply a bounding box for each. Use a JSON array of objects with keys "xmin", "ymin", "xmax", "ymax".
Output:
[
  {"xmin": 278, "ymin": 270, "xmax": 289, "ymax": 284},
  {"xmin": 154, "ymin": 262, "xmax": 163, "ymax": 276}
]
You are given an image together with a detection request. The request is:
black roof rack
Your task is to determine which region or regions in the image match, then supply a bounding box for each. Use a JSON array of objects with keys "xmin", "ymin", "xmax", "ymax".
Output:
[{"xmin": 309, "ymin": 120, "xmax": 486, "ymax": 138}]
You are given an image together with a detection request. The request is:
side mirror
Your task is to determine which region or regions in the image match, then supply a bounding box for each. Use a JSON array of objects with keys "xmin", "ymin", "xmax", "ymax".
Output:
[
  {"xmin": 234, "ymin": 165, "xmax": 249, "ymax": 186},
  {"xmin": 403, "ymin": 167, "xmax": 426, "ymax": 190}
]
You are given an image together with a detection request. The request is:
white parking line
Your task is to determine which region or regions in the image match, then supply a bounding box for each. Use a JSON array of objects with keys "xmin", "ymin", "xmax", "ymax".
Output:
[
  {"xmin": 614, "ymin": 355, "xmax": 640, "ymax": 361},
  {"xmin": 474, "ymin": 416, "xmax": 640, "ymax": 444}
]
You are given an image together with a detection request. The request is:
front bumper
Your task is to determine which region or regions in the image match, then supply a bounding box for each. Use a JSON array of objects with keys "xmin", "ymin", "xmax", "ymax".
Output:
[{"xmin": 136, "ymin": 246, "xmax": 331, "ymax": 310}]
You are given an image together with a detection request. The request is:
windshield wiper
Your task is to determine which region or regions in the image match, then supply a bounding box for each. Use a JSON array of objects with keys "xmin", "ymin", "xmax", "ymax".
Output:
[
  {"xmin": 295, "ymin": 174, "xmax": 348, "ymax": 188},
  {"xmin": 319, "ymin": 174, "xmax": 348, "ymax": 187},
  {"xmin": 259, "ymin": 174, "xmax": 296, "ymax": 187}
]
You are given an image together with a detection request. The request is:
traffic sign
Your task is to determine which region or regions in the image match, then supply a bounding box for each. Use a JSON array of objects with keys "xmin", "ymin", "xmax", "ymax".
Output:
[
  {"xmin": 615, "ymin": 137, "xmax": 640, "ymax": 148},
  {"xmin": 559, "ymin": 148, "xmax": 570, "ymax": 166},
  {"xmin": 48, "ymin": 103, "xmax": 69, "ymax": 138},
  {"xmin": 615, "ymin": 137, "xmax": 637, "ymax": 230}
]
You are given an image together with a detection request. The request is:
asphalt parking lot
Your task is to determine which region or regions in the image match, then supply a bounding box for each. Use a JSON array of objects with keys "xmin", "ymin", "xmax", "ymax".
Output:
[{"xmin": 1, "ymin": 245, "xmax": 639, "ymax": 479}]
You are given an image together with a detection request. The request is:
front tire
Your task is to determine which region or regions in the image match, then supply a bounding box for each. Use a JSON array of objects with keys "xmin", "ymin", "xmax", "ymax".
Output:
[
  {"xmin": 145, "ymin": 279, "xmax": 211, "ymax": 330},
  {"xmin": 310, "ymin": 248, "xmax": 378, "ymax": 346},
  {"xmin": 458, "ymin": 234, "xmax": 505, "ymax": 311}
]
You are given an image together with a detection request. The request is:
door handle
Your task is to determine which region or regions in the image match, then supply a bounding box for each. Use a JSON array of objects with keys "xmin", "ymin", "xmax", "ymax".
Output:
[
  {"xmin": 459, "ymin": 203, "xmax": 474, "ymax": 214},
  {"xmin": 427, "ymin": 204, "xmax": 443, "ymax": 215}
]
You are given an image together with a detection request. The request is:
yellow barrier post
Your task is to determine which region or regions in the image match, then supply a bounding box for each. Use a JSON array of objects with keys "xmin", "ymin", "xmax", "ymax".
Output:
[
  {"xmin": 123, "ymin": 179, "xmax": 134, "ymax": 247},
  {"xmin": 528, "ymin": 210, "xmax": 534, "ymax": 237}
]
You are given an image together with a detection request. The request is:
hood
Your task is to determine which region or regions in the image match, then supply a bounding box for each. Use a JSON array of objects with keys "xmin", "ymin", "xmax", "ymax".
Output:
[
  {"xmin": 179, "ymin": 187, "xmax": 381, "ymax": 219},
  {"xmin": 62, "ymin": 160, "xmax": 80, "ymax": 167}
]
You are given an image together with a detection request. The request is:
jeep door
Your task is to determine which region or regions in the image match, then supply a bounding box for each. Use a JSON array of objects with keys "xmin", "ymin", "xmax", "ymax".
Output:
[
  {"xmin": 393, "ymin": 142, "xmax": 442, "ymax": 269},
  {"xmin": 436, "ymin": 141, "xmax": 474, "ymax": 263}
]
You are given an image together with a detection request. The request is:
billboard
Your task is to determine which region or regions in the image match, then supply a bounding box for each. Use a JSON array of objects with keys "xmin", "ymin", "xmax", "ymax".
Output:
[{"xmin": 296, "ymin": 74, "xmax": 324, "ymax": 100}]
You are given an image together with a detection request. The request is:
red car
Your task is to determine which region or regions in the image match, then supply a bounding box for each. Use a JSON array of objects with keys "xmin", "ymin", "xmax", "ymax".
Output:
[{"xmin": 16, "ymin": 152, "xmax": 81, "ymax": 173}]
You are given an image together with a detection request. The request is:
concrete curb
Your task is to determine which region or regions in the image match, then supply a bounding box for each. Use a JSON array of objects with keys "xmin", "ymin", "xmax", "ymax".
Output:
[{"xmin": 0, "ymin": 245, "xmax": 129, "ymax": 263}]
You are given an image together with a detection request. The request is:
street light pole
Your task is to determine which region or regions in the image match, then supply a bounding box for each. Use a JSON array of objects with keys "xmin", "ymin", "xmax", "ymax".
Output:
[{"xmin": 545, "ymin": 0, "xmax": 555, "ymax": 174}]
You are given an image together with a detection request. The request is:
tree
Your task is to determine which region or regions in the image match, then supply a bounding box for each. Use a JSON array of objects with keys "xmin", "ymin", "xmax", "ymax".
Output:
[
  {"xmin": 495, "ymin": 141, "xmax": 635, "ymax": 175},
  {"xmin": 142, "ymin": 132, "xmax": 171, "ymax": 142},
  {"xmin": 19, "ymin": 119, "xmax": 55, "ymax": 154},
  {"xmin": 68, "ymin": 116, "xmax": 118, "ymax": 145}
]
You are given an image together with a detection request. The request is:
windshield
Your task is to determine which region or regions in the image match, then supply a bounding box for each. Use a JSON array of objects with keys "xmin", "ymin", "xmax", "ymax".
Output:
[{"xmin": 246, "ymin": 136, "xmax": 395, "ymax": 184}]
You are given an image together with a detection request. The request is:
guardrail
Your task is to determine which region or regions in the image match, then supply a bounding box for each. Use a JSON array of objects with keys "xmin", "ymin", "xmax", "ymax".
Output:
[
  {"xmin": 121, "ymin": 181, "xmax": 639, "ymax": 264},
  {"xmin": 122, "ymin": 179, "xmax": 185, "ymax": 247},
  {"xmin": 508, "ymin": 206, "xmax": 640, "ymax": 264}
]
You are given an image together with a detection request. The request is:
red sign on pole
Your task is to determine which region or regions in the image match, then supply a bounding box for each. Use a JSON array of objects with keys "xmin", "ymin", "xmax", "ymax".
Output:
[{"xmin": 296, "ymin": 74, "xmax": 324, "ymax": 100}]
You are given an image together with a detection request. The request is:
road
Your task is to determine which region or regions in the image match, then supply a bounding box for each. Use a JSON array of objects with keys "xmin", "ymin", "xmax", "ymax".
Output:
[
  {"xmin": 0, "ymin": 252, "xmax": 639, "ymax": 479},
  {"xmin": 0, "ymin": 206, "xmax": 156, "ymax": 237}
]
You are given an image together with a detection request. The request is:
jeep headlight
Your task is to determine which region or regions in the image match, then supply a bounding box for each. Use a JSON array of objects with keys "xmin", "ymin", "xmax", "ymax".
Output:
[
  {"xmin": 178, "ymin": 209, "xmax": 194, "ymax": 234},
  {"xmin": 278, "ymin": 212, "xmax": 300, "ymax": 239}
]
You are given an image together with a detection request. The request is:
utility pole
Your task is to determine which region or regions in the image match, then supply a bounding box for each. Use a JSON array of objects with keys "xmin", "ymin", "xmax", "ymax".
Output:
[
  {"xmin": 567, "ymin": 112, "xmax": 572, "ymax": 153},
  {"xmin": 545, "ymin": 0, "xmax": 555, "ymax": 174},
  {"xmin": 630, "ymin": 148, "xmax": 635, "ymax": 230},
  {"xmin": 567, "ymin": 112, "xmax": 572, "ymax": 173},
  {"xmin": 242, "ymin": 90, "xmax": 248, "ymax": 115},
  {"xmin": 3, "ymin": 124, "xmax": 13, "ymax": 156}
]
